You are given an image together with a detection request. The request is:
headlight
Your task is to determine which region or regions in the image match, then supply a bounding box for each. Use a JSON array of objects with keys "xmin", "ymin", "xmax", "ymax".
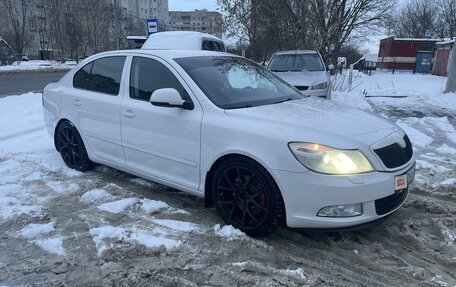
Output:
[
  {"xmin": 312, "ymin": 82, "xmax": 328, "ymax": 90},
  {"xmin": 288, "ymin": 142, "xmax": 374, "ymax": 175}
]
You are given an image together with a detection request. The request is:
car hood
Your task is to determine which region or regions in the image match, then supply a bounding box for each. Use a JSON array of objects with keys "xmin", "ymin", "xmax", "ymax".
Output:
[
  {"xmin": 273, "ymin": 71, "xmax": 328, "ymax": 87},
  {"xmin": 224, "ymin": 97, "xmax": 399, "ymax": 149}
]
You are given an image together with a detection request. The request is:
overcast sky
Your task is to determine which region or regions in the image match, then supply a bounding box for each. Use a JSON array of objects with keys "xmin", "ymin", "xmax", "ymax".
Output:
[{"xmin": 169, "ymin": 0, "xmax": 218, "ymax": 11}]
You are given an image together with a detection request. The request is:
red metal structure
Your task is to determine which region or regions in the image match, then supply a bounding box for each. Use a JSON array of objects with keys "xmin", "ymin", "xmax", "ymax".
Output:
[
  {"xmin": 377, "ymin": 37, "xmax": 439, "ymax": 73},
  {"xmin": 433, "ymin": 40, "xmax": 454, "ymax": 76}
]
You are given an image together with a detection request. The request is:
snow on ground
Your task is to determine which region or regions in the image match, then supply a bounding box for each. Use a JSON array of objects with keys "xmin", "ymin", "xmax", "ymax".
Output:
[
  {"xmin": 213, "ymin": 224, "xmax": 247, "ymax": 241},
  {"xmin": 0, "ymin": 60, "xmax": 75, "ymax": 73},
  {"xmin": 97, "ymin": 198, "xmax": 138, "ymax": 213},
  {"xmin": 332, "ymin": 71, "xmax": 456, "ymax": 192},
  {"xmin": 20, "ymin": 222, "xmax": 55, "ymax": 238},
  {"xmin": 0, "ymin": 72, "xmax": 455, "ymax": 286},
  {"xmin": 80, "ymin": 188, "xmax": 115, "ymax": 203}
]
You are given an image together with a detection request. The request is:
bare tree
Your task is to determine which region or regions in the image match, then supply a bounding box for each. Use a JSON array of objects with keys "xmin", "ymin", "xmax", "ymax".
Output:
[
  {"xmin": 439, "ymin": 0, "xmax": 456, "ymax": 39},
  {"xmin": 62, "ymin": 0, "xmax": 84, "ymax": 61},
  {"xmin": 293, "ymin": 0, "xmax": 393, "ymax": 63},
  {"xmin": 219, "ymin": 0, "xmax": 393, "ymax": 63},
  {"xmin": 36, "ymin": 0, "xmax": 52, "ymax": 58},
  {"xmin": 1, "ymin": 0, "xmax": 32, "ymax": 61},
  {"xmin": 393, "ymin": 0, "xmax": 438, "ymax": 38},
  {"xmin": 79, "ymin": 0, "xmax": 111, "ymax": 57}
]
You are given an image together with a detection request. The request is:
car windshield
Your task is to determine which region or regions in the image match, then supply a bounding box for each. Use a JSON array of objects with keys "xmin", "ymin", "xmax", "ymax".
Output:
[
  {"xmin": 268, "ymin": 53, "xmax": 325, "ymax": 72},
  {"xmin": 175, "ymin": 56, "xmax": 303, "ymax": 109}
]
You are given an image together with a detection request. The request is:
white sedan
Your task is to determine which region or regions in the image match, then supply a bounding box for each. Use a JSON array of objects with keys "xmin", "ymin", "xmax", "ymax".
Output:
[{"xmin": 43, "ymin": 50, "xmax": 415, "ymax": 236}]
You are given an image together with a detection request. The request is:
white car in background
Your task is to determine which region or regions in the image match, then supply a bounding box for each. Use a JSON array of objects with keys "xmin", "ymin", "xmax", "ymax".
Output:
[
  {"xmin": 43, "ymin": 49, "xmax": 415, "ymax": 236},
  {"xmin": 141, "ymin": 31, "xmax": 226, "ymax": 52},
  {"xmin": 267, "ymin": 50, "xmax": 332, "ymax": 99}
]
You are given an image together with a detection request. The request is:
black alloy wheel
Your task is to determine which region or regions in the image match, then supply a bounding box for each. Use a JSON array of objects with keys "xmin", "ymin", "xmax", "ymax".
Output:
[
  {"xmin": 57, "ymin": 121, "xmax": 93, "ymax": 171},
  {"xmin": 212, "ymin": 157, "xmax": 284, "ymax": 236}
]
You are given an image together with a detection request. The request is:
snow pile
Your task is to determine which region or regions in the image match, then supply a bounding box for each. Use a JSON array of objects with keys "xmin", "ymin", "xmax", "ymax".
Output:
[
  {"xmin": 19, "ymin": 222, "xmax": 65, "ymax": 256},
  {"xmin": 332, "ymin": 72, "xmax": 456, "ymax": 113},
  {"xmin": 0, "ymin": 184, "xmax": 42, "ymax": 220},
  {"xmin": 89, "ymin": 225, "xmax": 182, "ymax": 255},
  {"xmin": 81, "ymin": 189, "xmax": 115, "ymax": 203},
  {"xmin": 395, "ymin": 119, "xmax": 433, "ymax": 149},
  {"xmin": 97, "ymin": 198, "xmax": 138, "ymax": 213},
  {"xmin": 0, "ymin": 60, "xmax": 75, "ymax": 73},
  {"xmin": 435, "ymin": 144, "xmax": 456, "ymax": 156},
  {"xmin": 140, "ymin": 198, "xmax": 189, "ymax": 215},
  {"xmin": 34, "ymin": 236, "xmax": 66, "ymax": 256},
  {"xmin": 279, "ymin": 268, "xmax": 306, "ymax": 279},
  {"xmin": 152, "ymin": 219, "xmax": 202, "ymax": 233},
  {"xmin": 20, "ymin": 223, "xmax": 55, "ymax": 238},
  {"xmin": 213, "ymin": 224, "xmax": 246, "ymax": 240},
  {"xmin": 140, "ymin": 198, "xmax": 171, "ymax": 214}
]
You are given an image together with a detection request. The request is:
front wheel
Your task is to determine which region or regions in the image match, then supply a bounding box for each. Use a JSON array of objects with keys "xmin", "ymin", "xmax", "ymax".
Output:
[
  {"xmin": 56, "ymin": 121, "xmax": 93, "ymax": 171},
  {"xmin": 211, "ymin": 157, "xmax": 284, "ymax": 236}
]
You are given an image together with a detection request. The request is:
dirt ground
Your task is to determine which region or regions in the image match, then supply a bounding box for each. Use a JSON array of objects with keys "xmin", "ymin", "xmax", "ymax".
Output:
[{"xmin": 0, "ymin": 96, "xmax": 455, "ymax": 286}]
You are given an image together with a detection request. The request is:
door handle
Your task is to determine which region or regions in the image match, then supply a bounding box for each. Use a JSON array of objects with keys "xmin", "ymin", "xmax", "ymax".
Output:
[
  {"xmin": 122, "ymin": 110, "xmax": 135, "ymax": 118},
  {"xmin": 73, "ymin": 99, "xmax": 81, "ymax": 107}
]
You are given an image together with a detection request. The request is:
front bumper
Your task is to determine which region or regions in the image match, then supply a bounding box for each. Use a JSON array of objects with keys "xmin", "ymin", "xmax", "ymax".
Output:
[{"xmin": 270, "ymin": 161, "xmax": 415, "ymax": 229}]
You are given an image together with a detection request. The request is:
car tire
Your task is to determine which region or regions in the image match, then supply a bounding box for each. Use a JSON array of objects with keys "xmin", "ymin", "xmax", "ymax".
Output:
[
  {"xmin": 56, "ymin": 121, "xmax": 93, "ymax": 171},
  {"xmin": 211, "ymin": 157, "xmax": 284, "ymax": 236}
]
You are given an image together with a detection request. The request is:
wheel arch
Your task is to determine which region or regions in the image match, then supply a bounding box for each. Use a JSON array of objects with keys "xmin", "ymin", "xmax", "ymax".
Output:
[
  {"xmin": 54, "ymin": 118, "xmax": 72, "ymax": 152},
  {"xmin": 204, "ymin": 153, "xmax": 278, "ymax": 208}
]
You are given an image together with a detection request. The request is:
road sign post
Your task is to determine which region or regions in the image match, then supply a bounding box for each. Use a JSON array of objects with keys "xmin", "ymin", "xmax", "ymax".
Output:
[{"xmin": 146, "ymin": 18, "xmax": 159, "ymax": 36}]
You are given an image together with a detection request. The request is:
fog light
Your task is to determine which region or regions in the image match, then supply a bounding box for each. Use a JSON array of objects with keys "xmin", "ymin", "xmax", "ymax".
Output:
[{"xmin": 317, "ymin": 203, "xmax": 363, "ymax": 217}]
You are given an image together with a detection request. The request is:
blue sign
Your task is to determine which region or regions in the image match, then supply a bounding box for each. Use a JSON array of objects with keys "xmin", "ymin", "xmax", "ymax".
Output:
[
  {"xmin": 146, "ymin": 18, "xmax": 159, "ymax": 36},
  {"xmin": 424, "ymin": 30, "xmax": 431, "ymax": 39}
]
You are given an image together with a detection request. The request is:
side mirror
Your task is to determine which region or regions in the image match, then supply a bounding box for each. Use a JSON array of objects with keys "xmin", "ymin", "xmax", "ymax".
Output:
[
  {"xmin": 327, "ymin": 64, "xmax": 335, "ymax": 70},
  {"xmin": 150, "ymin": 88, "xmax": 192, "ymax": 109}
]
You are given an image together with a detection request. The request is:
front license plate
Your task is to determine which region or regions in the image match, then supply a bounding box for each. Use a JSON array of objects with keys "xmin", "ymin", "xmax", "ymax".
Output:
[{"xmin": 395, "ymin": 174, "xmax": 407, "ymax": 192}]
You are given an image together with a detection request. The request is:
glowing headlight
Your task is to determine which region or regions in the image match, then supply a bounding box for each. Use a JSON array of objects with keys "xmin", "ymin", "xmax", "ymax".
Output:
[
  {"xmin": 312, "ymin": 82, "xmax": 328, "ymax": 90},
  {"xmin": 288, "ymin": 142, "xmax": 374, "ymax": 175}
]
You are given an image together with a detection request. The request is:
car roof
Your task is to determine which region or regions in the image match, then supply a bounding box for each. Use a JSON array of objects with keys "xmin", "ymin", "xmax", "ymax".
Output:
[
  {"xmin": 85, "ymin": 49, "xmax": 234, "ymax": 61},
  {"xmin": 274, "ymin": 50, "xmax": 319, "ymax": 55},
  {"xmin": 141, "ymin": 31, "xmax": 224, "ymax": 50}
]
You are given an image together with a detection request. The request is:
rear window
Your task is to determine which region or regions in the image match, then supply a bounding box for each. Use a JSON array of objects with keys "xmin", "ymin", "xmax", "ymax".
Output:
[
  {"xmin": 73, "ymin": 56, "xmax": 126, "ymax": 95},
  {"xmin": 202, "ymin": 40, "xmax": 225, "ymax": 52}
]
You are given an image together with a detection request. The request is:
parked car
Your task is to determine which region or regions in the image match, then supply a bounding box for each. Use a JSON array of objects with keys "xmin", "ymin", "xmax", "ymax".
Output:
[
  {"xmin": 141, "ymin": 31, "xmax": 226, "ymax": 52},
  {"xmin": 267, "ymin": 50, "xmax": 333, "ymax": 99},
  {"xmin": 43, "ymin": 49, "xmax": 415, "ymax": 236},
  {"xmin": 352, "ymin": 53, "xmax": 378, "ymax": 70}
]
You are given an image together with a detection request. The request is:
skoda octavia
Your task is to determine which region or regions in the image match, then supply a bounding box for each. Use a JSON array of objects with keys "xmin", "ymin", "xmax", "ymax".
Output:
[{"xmin": 43, "ymin": 50, "xmax": 415, "ymax": 236}]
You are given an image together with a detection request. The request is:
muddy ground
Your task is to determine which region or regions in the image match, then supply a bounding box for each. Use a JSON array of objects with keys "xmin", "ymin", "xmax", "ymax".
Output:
[{"xmin": 0, "ymin": 98, "xmax": 455, "ymax": 286}]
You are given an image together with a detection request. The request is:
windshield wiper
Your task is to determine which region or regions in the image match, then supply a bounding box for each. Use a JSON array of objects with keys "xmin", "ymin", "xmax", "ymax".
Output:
[
  {"xmin": 274, "ymin": 97, "xmax": 295, "ymax": 104},
  {"xmin": 270, "ymin": 69, "xmax": 304, "ymax": 72}
]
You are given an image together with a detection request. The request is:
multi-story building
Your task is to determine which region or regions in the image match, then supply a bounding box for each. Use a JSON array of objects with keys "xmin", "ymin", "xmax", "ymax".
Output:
[
  {"xmin": 169, "ymin": 9, "xmax": 223, "ymax": 38},
  {"xmin": 120, "ymin": 0, "xmax": 169, "ymax": 30}
]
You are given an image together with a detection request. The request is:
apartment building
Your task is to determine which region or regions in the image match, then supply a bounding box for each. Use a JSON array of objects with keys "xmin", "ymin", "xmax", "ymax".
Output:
[
  {"xmin": 169, "ymin": 9, "xmax": 223, "ymax": 38},
  {"xmin": 120, "ymin": 0, "xmax": 169, "ymax": 30}
]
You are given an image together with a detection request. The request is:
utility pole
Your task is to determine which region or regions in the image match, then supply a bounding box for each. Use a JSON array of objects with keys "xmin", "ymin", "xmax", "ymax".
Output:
[{"xmin": 445, "ymin": 42, "xmax": 456, "ymax": 93}]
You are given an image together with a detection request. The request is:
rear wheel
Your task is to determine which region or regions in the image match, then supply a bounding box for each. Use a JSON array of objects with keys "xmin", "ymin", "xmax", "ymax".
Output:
[
  {"xmin": 211, "ymin": 157, "xmax": 284, "ymax": 236},
  {"xmin": 56, "ymin": 121, "xmax": 93, "ymax": 171}
]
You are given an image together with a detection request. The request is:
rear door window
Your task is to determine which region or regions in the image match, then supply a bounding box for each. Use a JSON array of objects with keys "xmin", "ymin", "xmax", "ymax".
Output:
[
  {"xmin": 73, "ymin": 56, "xmax": 126, "ymax": 95},
  {"xmin": 73, "ymin": 62, "xmax": 93, "ymax": 90}
]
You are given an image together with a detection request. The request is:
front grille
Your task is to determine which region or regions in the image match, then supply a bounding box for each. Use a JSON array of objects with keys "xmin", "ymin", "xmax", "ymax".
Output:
[
  {"xmin": 375, "ymin": 189, "xmax": 408, "ymax": 215},
  {"xmin": 295, "ymin": 86, "xmax": 309, "ymax": 91},
  {"xmin": 374, "ymin": 135, "xmax": 413, "ymax": 168}
]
